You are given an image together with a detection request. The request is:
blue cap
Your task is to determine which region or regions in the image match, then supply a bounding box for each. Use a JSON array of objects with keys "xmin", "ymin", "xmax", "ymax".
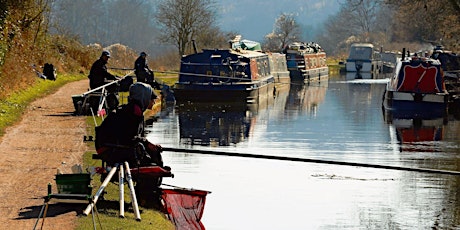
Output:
[
  {"xmin": 140, "ymin": 52, "xmax": 147, "ymax": 56},
  {"xmin": 101, "ymin": 50, "xmax": 111, "ymax": 57}
]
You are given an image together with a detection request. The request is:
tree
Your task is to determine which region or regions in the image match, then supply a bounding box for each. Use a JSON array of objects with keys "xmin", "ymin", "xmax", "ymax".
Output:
[
  {"xmin": 155, "ymin": 0, "xmax": 217, "ymax": 56},
  {"xmin": 341, "ymin": 0, "xmax": 380, "ymax": 41},
  {"xmin": 263, "ymin": 13, "xmax": 301, "ymax": 52},
  {"xmin": 313, "ymin": 0, "xmax": 393, "ymax": 56},
  {"xmin": 385, "ymin": 0, "xmax": 460, "ymax": 51}
]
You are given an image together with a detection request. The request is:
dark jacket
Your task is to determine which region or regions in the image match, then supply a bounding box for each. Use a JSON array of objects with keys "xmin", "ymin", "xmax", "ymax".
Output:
[
  {"xmin": 89, "ymin": 58, "xmax": 117, "ymax": 89},
  {"xmin": 134, "ymin": 56, "xmax": 150, "ymax": 74},
  {"xmin": 95, "ymin": 102, "xmax": 145, "ymax": 164}
]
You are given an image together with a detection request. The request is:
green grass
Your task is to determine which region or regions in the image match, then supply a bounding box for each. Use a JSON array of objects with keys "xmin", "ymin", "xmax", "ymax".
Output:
[
  {"xmin": 76, "ymin": 153, "xmax": 175, "ymax": 230},
  {"xmin": 155, "ymin": 75, "xmax": 178, "ymax": 86}
]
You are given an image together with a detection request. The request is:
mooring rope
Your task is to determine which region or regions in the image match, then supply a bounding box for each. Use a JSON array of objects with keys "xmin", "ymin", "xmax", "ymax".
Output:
[{"xmin": 162, "ymin": 147, "xmax": 460, "ymax": 176}]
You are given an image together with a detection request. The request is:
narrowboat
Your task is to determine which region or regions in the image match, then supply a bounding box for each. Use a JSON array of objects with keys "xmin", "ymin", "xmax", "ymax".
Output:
[
  {"xmin": 382, "ymin": 49, "xmax": 449, "ymax": 118},
  {"xmin": 283, "ymin": 42, "xmax": 328, "ymax": 82},
  {"xmin": 173, "ymin": 44, "xmax": 275, "ymax": 104},
  {"xmin": 381, "ymin": 51, "xmax": 399, "ymax": 74},
  {"xmin": 346, "ymin": 43, "xmax": 383, "ymax": 73},
  {"xmin": 268, "ymin": 52, "xmax": 290, "ymax": 84}
]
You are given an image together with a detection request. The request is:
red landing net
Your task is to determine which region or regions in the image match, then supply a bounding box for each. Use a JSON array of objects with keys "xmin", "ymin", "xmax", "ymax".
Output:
[{"xmin": 162, "ymin": 189, "xmax": 210, "ymax": 230}]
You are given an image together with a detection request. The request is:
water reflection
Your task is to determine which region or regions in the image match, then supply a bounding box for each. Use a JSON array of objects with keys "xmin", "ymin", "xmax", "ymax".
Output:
[
  {"xmin": 384, "ymin": 109, "xmax": 446, "ymax": 152},
  {"xmin": 345, "ymin": 72, "xmax": 373, "ymax": 80},
  {"xmin": 285, "ymin": 81, "xmax": 327, "ymax": 117},
  {"xmin": 174, "ymin": 82, "xmax": 330, "ymax": 147},
  {"xmin": 176, "ymin": 103, "xmax": 255, "ymax": 146}
]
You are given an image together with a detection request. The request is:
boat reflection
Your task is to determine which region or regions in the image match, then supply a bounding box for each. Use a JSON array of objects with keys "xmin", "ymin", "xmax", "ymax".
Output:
[
  {"xmin": 346, "ymin": 72, "xmax": 373, "ymax": 80},
  {"xmin": 285, "ymin": 81, "xmax": 327, "ymax": 116},
  {"xmin": 384, "ymin": 110, "xmax": 447, "ymax": 152},
  {"xmin": 176, "ymin": 102, "xmax": 262, "ymax": 146}
]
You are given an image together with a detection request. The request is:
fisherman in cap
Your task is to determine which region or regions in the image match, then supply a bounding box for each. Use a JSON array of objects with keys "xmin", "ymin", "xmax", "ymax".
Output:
[
  {"xmin": 134, "ymin": 51, "xmax": 154, "ymax": 83},
  {"xmin": 88, "ymin": 50, "xmax": 118, "ymax": 90}
]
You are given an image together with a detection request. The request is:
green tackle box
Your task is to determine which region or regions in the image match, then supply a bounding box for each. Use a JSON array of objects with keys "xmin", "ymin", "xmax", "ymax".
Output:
[{"xmin": 55, "ymin": 173, "xmax": 92, "ymax": 195}]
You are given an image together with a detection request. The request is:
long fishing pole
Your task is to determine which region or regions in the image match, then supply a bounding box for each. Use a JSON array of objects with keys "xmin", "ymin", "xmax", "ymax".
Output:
[
  {"xmin": 82, "ymin": 70, "xmax": 134, "ymax": 96},
  {"xmin": 162, "ymin": 147, "xmax": 460, "ymax": 176}
]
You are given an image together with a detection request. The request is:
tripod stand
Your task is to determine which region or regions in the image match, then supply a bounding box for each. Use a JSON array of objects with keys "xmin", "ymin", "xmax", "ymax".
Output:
[{"xmin": 83, "ymin": 161, "xmax": 141, "ymax": 221}]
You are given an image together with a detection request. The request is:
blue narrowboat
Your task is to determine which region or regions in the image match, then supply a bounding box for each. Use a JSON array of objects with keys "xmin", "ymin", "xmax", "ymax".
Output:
[{"xmin": 173, "ymin": 47, "xmax": 275, "ymax": 103}]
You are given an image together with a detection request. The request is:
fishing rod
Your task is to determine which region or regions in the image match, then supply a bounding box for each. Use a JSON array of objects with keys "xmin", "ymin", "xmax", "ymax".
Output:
[
  {"xmin": 161, "ymin": 147, "xmax": 460, "ymax": 176},
  {"xmin": 82, "ymin": 70, "xmax": 134, "ymax": 96},
  {"xmin": 108, "ymin": 67, "xmax": 135, "ymax": 71}
]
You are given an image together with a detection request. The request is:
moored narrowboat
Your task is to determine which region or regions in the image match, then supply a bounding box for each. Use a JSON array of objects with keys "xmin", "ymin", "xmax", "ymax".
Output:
[
  {"xmin": 346, "ymin": 43, "xmax": 383, "ymax": 73},
  {"xmin": 283, "ymin": 42, "xmax": 328, "ymax": 83},
  {"xmin": 382, "ymin": 49, "xmax": 449, "ymax": 118},
  {"xmin": 173, "ymin": 44, "xmax": 276, "ymax": 104}
]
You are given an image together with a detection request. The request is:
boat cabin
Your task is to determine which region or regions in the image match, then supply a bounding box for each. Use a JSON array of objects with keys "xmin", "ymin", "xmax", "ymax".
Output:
[
  {"xmin": 178, "ymin": 49, "xmax": 272, "ymax": 84},
  {"xmin": 391, "ymin": 56, "xmax": 445, "ymax": 94},
  {"xmin": 346, "ymin": 43, "xmax": 382, "ymax": 73}
]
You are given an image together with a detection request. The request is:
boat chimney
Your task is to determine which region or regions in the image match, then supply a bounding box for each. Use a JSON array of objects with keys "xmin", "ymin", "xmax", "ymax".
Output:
[
  {"xmin": 401, "ymin": 48, "xmax": 406, "ymax": 60},
  {"xmin": 192, "ymin": 39, "xmax": 198, "ymax": 54}
]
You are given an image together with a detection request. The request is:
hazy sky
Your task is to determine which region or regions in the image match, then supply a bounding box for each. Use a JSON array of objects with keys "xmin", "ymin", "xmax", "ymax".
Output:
[{"xmin": 215, "ymin": 0, "xmax": 341, "ymax": 41}]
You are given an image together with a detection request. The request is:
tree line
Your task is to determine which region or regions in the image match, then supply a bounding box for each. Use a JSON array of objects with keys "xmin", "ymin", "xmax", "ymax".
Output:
[
  {"xmin": 0, "ymin": 0, "xmax": 458, "ymax": 97},
  {"xmin": 263, "ymin": 0, "xmax": 459, "ymax": 56}
]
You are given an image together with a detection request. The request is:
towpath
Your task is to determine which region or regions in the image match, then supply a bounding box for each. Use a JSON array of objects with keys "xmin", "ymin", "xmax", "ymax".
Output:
[{"xmin": 0, "ymin": 79, "xmax": 89, "ymax": 229}]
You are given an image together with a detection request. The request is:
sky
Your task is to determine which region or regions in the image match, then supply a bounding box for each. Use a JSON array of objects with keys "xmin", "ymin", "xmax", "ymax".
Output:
[{"xmin": 215, "ymin": 0, "xmax": 341, "ymax": 42}]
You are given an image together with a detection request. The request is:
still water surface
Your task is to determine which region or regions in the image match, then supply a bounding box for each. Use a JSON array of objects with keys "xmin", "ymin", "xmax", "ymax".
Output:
[{"xmin": 146, "ymin": 73, "xmax": 460, "ymax": 230}]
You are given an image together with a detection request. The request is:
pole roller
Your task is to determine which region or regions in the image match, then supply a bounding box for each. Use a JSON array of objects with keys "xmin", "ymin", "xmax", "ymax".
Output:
[
  {"xmin": 118, "ymin": 164, "xmax": 125, "ymax": 218},
  {"xmin": 83, "ymin": 166, "xmax": 118, "ymax": 216},
  {"xmin": 124, "ymin": 162, "xmax": 141, "ymax": 221}
]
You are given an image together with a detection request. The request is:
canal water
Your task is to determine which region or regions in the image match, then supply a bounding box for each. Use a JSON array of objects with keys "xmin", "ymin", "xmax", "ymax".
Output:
[{"xmin": 145, "ymin": 73, "xmax": 460, "ymax": 230}]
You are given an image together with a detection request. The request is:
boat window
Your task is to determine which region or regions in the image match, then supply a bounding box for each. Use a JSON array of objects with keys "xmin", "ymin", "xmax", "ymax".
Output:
[{"xmin": 349, "ymin": 47, "xmax": 373, "ymax": 60}]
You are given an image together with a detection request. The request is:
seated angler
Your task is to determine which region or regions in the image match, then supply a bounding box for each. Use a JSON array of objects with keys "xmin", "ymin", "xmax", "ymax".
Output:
[{"xmin": 95, "ymin": 82, "xmax": 162, "ymax": 166}]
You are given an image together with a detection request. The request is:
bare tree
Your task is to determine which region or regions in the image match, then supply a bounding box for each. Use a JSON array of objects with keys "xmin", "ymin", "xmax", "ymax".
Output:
[
  {"xmin": 155, "ymin": 0, "xmax": 217, "ymax": 56},
  {"xmin": 315, "ymin": 10, "xmax": 355, "ymax": 56},
  {"xmin": 384, "ymin": 0, "xmax": 460, "ymax": 51},
  {"xmin": 263, "ymin": 13, "xmax": 301, "ymax": 51},
  {"xmin": 342, "ymin": 0, "xmax": 380, "ymax": 41}
]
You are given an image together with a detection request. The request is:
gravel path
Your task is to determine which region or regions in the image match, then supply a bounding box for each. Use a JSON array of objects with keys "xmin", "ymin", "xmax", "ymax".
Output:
[{"xmin": 0, "ymin": 79, "xmax": 90, "ymax": 229}]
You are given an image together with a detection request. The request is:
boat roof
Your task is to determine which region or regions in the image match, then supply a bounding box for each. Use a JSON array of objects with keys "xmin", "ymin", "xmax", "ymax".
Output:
[
  {"xmin": 199, "ymin": 48, "xmax": 266, "ymax": 59},
  {"xmin": 351, "ymin": 43, "xmax": 374, "ymax": 48}
]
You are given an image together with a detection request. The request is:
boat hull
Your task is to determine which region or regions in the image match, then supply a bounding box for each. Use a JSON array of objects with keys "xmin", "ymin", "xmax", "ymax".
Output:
[
  {"xmin": 174, "ymin": 80, "xmax": 275, "ymax": 104},
  {"xmin": 345, "ymin": 60, "xmax": 382, "ymax": 72},
  {"xmin": 284, "ymin": 42, "xmax": 328, "ymax": 83},
  {"xmin": 289, "ymin": 67, "xmax": 329, "ymax": 83},
  {"xmin": 382, "ymin": 89, "xmax": 448, "ymax": 118}
]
